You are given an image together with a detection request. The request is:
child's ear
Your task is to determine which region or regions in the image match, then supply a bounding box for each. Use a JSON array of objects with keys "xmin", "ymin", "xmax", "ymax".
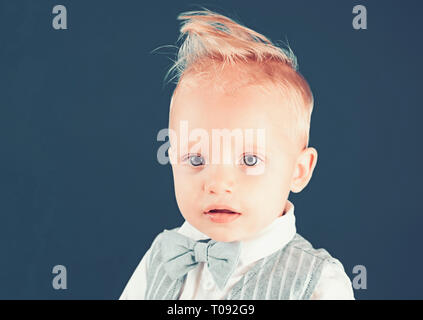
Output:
[{"xmin": 290, "ymin": 147, "xmax": 318, "ymax": 193}]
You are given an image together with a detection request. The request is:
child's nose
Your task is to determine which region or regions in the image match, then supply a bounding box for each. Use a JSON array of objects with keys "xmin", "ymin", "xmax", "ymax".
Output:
[{"xmin": 203, "ymin": 165, "xmax": 235, "ymax": 195}]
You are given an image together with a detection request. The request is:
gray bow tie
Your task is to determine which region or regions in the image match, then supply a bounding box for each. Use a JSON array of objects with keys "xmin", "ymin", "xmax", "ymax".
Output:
[{"xmin": 160, "ymin": 229, "xmax": 241, "ymax": 290}]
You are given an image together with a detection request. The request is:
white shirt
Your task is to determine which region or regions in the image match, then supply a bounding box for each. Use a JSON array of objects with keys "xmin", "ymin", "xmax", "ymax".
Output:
[{"xmin": 120, "ymin": 200, "xmax": 355, "ymax": 300}]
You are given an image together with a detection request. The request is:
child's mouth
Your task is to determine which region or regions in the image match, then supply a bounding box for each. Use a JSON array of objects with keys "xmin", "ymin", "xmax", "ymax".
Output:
[
  {"xmin": 208, "ymin": 209, "xmax": 237, "ymax": 214},
  {"xmin": 204, "ymin": 209, "xmax": 241, "ymax": 223}
]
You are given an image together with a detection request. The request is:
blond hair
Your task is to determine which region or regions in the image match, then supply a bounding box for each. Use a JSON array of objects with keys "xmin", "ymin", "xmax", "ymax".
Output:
[{"xmin": 162, "ymin": 9, "xmax": 314, "ymax": 150}]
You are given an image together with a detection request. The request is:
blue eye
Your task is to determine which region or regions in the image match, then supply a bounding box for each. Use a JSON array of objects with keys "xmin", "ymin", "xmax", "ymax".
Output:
[
  {"xmin": 243, "ymin": 154, "xmax": 258, "ymax": 166},
  {"xmin": 188, "ymin": 154, "xmax": 205, "ymax": 167}
]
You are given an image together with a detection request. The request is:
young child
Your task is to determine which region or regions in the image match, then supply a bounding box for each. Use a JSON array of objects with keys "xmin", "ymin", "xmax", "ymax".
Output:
[{"xmin": 120, "ymin": 9, "xmax": 354, "ymax": 300}]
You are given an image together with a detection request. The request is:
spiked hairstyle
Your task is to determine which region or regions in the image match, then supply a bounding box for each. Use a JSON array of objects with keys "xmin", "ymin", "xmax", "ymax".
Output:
[{"xmin": 164, "ymin": 9, "xmax": 314, "ymax": 150}]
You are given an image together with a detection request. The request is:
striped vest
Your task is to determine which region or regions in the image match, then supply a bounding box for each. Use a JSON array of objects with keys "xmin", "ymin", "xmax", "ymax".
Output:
[{"xmin": 144, "ymin": 228, "xmax": 341, "ymax": 300}]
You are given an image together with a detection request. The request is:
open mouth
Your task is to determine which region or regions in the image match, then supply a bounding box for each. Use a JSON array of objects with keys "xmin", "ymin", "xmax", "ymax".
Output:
[{"xmin": 207, "ymin": 209, "xmax": 239, "ymax": 214}]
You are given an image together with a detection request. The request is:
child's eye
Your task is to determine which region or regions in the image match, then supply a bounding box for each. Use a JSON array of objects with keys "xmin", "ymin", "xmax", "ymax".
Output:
[
  {"xmin": 187, "ymin": 154, "xmax": 205, "ymax": 167},
  {"xmin": 242, "ymin": 154, "xmax": 260, "ymax": 166}
]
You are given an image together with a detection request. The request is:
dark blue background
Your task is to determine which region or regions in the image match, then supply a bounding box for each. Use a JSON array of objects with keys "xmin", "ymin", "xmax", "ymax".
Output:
[{"xmin": 1, "ymin": 0, "xmax": 422, "ymax": 299}]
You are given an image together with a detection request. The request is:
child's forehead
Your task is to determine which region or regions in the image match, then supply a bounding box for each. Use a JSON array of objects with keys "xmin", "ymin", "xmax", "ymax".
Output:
[{"xmin": 171, "ymin": 79, "xmax": 295, "ymax": 128}]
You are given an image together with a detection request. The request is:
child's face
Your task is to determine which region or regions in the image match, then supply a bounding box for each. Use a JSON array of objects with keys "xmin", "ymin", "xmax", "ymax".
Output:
[{"xmin": 169, "ymin": 80, "xmax": 306, "ymax": 242}]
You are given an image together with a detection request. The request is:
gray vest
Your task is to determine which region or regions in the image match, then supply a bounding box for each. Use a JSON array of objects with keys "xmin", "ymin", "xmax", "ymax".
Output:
[{"xmin": 144, "ymin": 228, "xmax": 340, "ymax": 300}]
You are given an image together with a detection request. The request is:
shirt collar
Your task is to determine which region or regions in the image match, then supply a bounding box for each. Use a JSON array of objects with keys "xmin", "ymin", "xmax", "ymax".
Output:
[{"xmin": 177, "ymin": 199, "xmax": 296, "ymax": 266}]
